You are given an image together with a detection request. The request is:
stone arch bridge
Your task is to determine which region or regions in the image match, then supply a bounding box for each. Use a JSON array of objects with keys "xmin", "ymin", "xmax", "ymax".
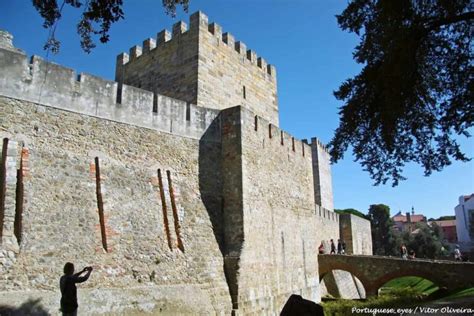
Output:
[{"xmin": 319, "ymin": 254, "xmax": 474, "ymax": 296}]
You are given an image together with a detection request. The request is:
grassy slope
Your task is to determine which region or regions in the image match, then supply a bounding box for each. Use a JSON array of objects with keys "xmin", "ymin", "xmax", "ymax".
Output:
[{"xmin": 382, "ymin": 276, "xmax": 438, "ymax": 295}]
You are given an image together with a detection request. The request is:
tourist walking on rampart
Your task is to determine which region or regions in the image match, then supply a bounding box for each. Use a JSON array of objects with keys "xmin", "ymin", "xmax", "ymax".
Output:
[
  {"xmin": 400, "ymin": 244, "xmax": 408, "ymax": 260},
  {"xmin": 318, "ymin": 242, "xmax": 325, "ymax": 254},
  {"xmin": 337, "ymin": 239, "xmax": 342, "ymax": 254},
  {"xmin": 330, "ymin": 239, "xmax": 336, "ymax": 254},
  {"xmin": 454, "ymin": 245, "xmax": 462, "ymax": 261},
  {"xmin": 60, "ymin": 262, "xmax": 93, "ymax": 316}
]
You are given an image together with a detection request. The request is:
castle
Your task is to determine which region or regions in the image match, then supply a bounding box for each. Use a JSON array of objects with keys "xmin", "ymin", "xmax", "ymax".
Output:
[{"xmin": 0, "ymin": 12, "xmax": 371, "ymax": 315}]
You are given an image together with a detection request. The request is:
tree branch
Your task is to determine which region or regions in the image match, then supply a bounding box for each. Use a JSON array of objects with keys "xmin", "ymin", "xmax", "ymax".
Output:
[{"xmin": 425, "ymin": 11, "xmax": 474, "ymax": 31}]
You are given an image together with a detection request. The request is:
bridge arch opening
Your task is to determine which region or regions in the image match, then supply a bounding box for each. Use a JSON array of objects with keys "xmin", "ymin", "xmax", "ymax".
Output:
[
  {"xmin": 320, "ymin": 269, "xmax": 366, "ymax": 299},
  {"xmin": 378, "ymin": 276, "xmax": 439, "ymax": 297}
]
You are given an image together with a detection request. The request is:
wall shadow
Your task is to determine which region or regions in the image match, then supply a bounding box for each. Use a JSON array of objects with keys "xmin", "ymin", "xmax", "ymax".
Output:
[
  {"xmin": 198, "ymin": 116, "xmax": 225, "ymax": 255},
  {"xmin": 0, "ymin": 299, "xmax": 50, "ymax": 316}
]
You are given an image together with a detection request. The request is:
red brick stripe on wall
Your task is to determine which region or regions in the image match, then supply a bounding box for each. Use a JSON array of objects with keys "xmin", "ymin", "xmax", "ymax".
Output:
[
  {"xmin": 167, "ymin": 170, "xmax": 184, "ymax": 252},
  {"xmin": 158, "ymin": 169, "xmax": 172, "ymax": 250},
  {"xmin": 14, "ymin": 147, "xmax": 24, "ymax": 244},
  {"xmin": 95, "ymin": 157, "xmax": 108, "ymax": 252},
  {"xmin": 0, "ymin": 138, "xmax": 8, "ymax": 241}
]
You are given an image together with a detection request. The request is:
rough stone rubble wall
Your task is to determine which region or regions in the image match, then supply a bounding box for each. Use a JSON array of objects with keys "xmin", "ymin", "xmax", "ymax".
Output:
[
  {"xmin": 0, "ymin": 139, "xmax": 22, "ymax": 270},
  {"xmin": 340, "ymin": 214, "xmax": 373, "ymax": 255},
  {"xmin": 231, "ymin": 108, "xmax": 320, "ymax": 314},
  {"xmin": 310, "ymin": 139, "xmax": 334, "ymax": 211},
  {"xmin": 314, "ymin": 206, "xmax": 340, "ymax": 253},
  {"xmin": 0, "ymin": 96, "xmax": 231, "ymax": 314}
]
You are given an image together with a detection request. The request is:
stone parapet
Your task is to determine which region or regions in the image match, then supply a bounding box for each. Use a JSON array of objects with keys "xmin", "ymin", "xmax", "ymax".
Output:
[
  {"xmin": 0, "ymin": 47, "xmax": 220, "ymax": 142},
  {"xmin": 117, "ymin": 12, "xmax": 276, "ymax": 80}
]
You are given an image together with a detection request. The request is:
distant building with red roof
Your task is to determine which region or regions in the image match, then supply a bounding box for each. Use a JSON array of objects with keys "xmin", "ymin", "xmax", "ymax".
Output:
[
  {"xmin": 392, "ymin": 208, "xmax": 426, "ymax": 233},
  {"xmin": 428, "ymin": 219, "xmax": 457, "ymax": 243}
]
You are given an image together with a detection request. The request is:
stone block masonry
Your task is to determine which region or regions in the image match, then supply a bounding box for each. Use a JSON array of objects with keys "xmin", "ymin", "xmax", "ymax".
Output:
[
  {"xmin": 309, "ymin": 138, "xmax": 334, "ymax": 211},
  {"xmin": 0, "ymin": 96, "xmax": 231, "ymax": 314},
  {"xmin": 117, "ymin": 11, "xmax": 279, "ymax": 125},
  {"xmin": 241, "ymin": 108, "xmax": 320, "ymax": 313},
  {"xmin": 340, "ymin": 214, "xmax": 373, "ymax": 255},
  {"xmin": 0, "ymin": 43, "xmax": 221, "ymax": 142}
]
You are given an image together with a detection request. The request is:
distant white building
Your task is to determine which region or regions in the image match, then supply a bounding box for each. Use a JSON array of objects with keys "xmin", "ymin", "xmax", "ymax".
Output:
[{"xmin": 455, "ymin": 194, "xmax": 474, "ymax": 243}]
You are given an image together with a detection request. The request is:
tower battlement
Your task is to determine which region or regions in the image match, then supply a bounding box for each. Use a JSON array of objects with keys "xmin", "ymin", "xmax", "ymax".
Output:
[
  {"xmin": 116, "ymin": 11, "xmax": 279, "ymax": 125},
  {"xmin": 117, "ymin": 12, "xmax": 276, "ymax": 80}
]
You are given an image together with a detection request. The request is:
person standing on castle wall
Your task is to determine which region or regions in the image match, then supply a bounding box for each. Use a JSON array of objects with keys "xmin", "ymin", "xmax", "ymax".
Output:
[
  {"xmin": 60, "ymin": 262, "xmax": 93, "ymax": 316},
  {"xmin": 330, "ymin": 239, "xmax": 336, "ymax": 254},
  {"xmin": 342, "ymin": 240, "xmax": 346, "ymax": 254},
  {"xmin": 318, "ymin": 241, "xmax": 325, "ymax": 254},
  {"xmin": 337, "ymin": 239, "xmax": 342, "ymax": 254},
  {"xmin": 454, "ymin": 245, "xmax": 462, "ymax": 261},
  {"xmin": 400, "ymin": 244, "xmax": 408, "ymax": 260}
]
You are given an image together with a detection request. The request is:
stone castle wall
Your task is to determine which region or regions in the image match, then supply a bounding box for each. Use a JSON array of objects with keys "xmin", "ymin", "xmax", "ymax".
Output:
[
  {"xmin": 0, "ymin": 96, "xmax": 231, "ymax": 314},
  {"xmin": 0, "ymin": 47, "xmax": 220, "ymax": 142},
  {"xmin": 340, "ymin": 214, "xmax": 373, "ymax": 255},
  {"xmin": 196, "ymin": 13, "xmax": 279, "ymax": 125},
  {"xmin": 116, "ymin": 20, "xmax": 199, "ymax": 108},
  {"xmin": 116, "ymin": 12, "xmax": 279, "ymax": 125},
  {"xmin": 237, "ymin": 109, "xmax": 318, "ymax": 313},
  {"xmin": 314, "ymin": 206, "xmax": 340, "ymax": 253},
  {"xmin": 0, "ymin": 12, "xmax": 371, "ymax": 313},
  {"xmin": 311, "ymin": 139, "xmax": 334, "ymax": 210},
  {"xmin": 0, "ymin": 38, "xmax": 331, "ymax": 314}
]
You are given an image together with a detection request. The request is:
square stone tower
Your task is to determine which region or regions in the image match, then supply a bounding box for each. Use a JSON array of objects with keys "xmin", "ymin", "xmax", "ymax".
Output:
[{"xmin": 115, "ymin": 11, "xmax": 279, "ymax": 125}]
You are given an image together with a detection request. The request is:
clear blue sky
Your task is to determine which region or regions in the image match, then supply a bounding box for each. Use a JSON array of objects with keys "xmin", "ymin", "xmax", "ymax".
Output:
[{"xmin": 1, "ymin": 0, "xmax": 473, "ymax": 219}]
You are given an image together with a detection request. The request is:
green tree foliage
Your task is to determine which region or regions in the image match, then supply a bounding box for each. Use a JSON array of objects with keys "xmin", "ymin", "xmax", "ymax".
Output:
[
  {"xmin": 330, "ymin": 0, "xmax": 473, "ymax": 186},
  {"xmin": 401, "ymin": 222, "xmax": 448, "ymax": 259},
  {"xmin": 32, "ymin": 0, "xmax": 190, "ymax": 53},
  {"xmin": 435, "ymin": 215, "xmax": 455, "ymax": 221},
  {"xmin": 367, "ymin": 204, "xmax": 398, "ymax": 255},
  {"xmin": 335, "ymin": 208, "xmax": 368, "ymax": 220}
]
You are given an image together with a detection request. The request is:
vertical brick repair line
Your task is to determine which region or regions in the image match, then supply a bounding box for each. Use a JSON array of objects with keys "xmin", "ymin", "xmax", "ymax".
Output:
[
  {"xmin": 167, "ymin": 170, "xmax": 184, "ymax": 252},
  {"xmin": 0, "ymin": 138, "xmax": 8, "ymax": 241},
  {"xmin": 158, "ymin": 169, "xmax": 172, "ymax": 250},
  {"xmin": 14, "ymin": 147, "xmax": 24, "ymax": 244},
  {"xmin": 95, "ymin": 157, "xmax": 108, "ymax": 252}
]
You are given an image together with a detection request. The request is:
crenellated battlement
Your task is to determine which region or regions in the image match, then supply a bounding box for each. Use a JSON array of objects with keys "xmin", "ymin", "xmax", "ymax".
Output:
[
  {"xmin": 302, "ymin": 137, "xmax": 330, "ymax": 155},
  {"xmin": 116, "ymin": 11, "xmax": 276, "ymax": 80},
  {"xmin": 203, "ymin": 15, "xmax": 276, "ymax": 79},
  {"xmin": 306, "ymin": 137, "xmax": 334, "ymax": 211},
  {"xmin": 250, "ymin": 111, "xmax": 311, "ymax": 160},
  {"xmin": 114, "ymin": 11, "xmax": 279, "ymax": 125}
]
